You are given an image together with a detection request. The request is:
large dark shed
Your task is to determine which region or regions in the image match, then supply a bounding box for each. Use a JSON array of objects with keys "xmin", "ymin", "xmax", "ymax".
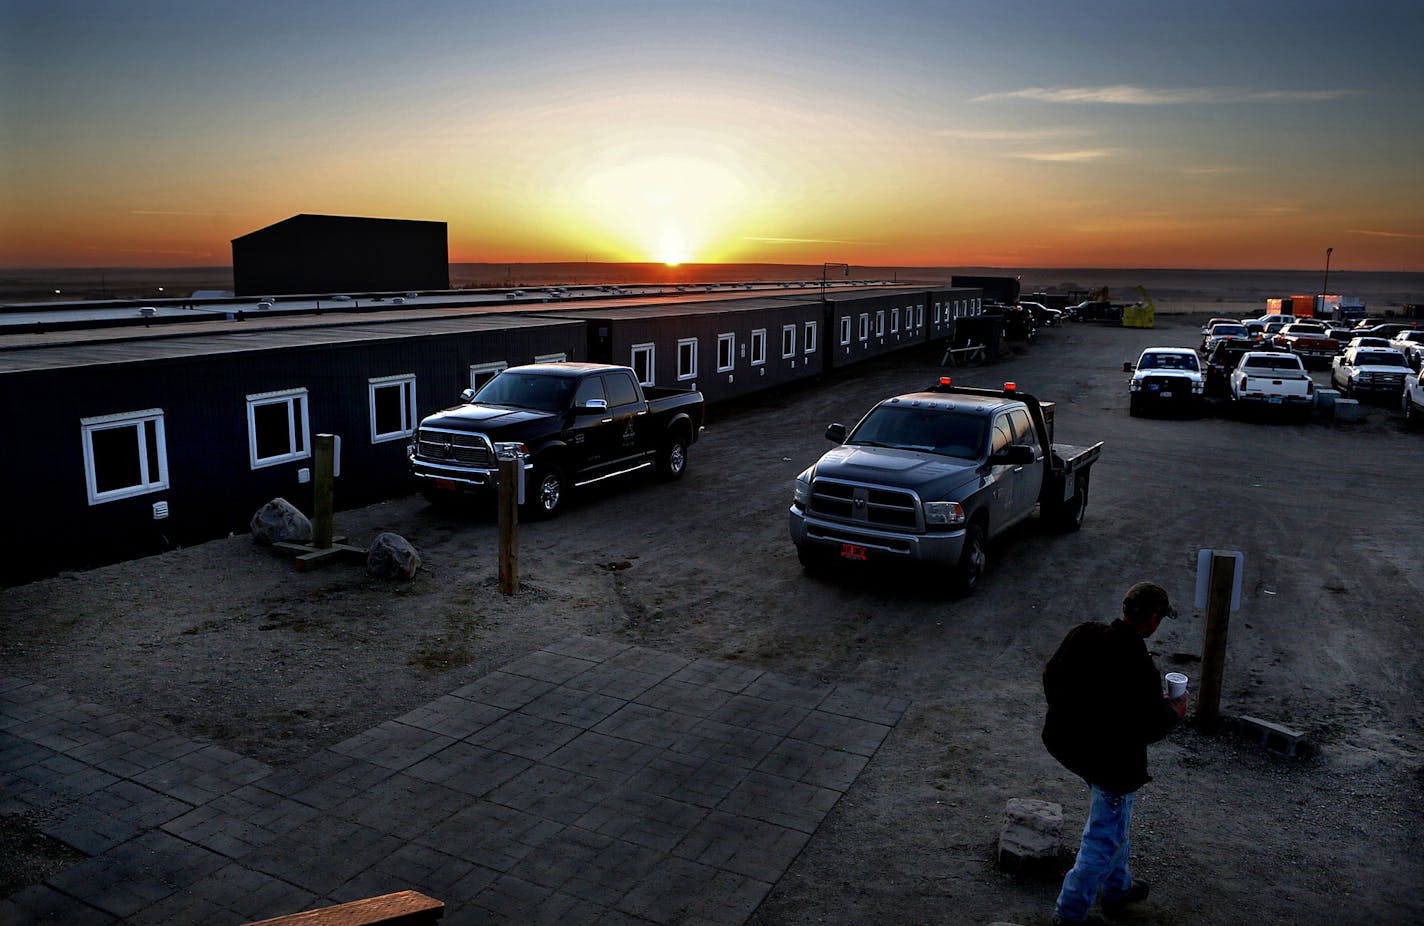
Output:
[{"xmin": 231, "ymin": 214, "xmax": 449, "ymax": 297}]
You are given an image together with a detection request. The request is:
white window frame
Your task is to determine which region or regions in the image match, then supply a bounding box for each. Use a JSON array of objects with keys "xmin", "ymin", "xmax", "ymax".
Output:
[
  {"xmin": 470, "ymin": 361, "xmax": 507, "ymax": 392},
  {"xmin": 890, "ymin": 308, "xmax": 900, "ymax": 333},
  {"xmin": 534, "ymin": 352, "xmax": 567, "ymax": 364},
  {"xmin": 677, "ymin": 337, "xmax": 698, "ymax": 381},
  {"xmin": 839, "ymin": 316, "xmax": 851, "ymax": 346},
  {"xmin": 781, "ymin": 324, "xmax": 796, "ymax": 359},
  {"xmin": 246, "ymin": 387, "xmax": 310, "ymax": 470},
  {"xmin": 875, "ymin": 311, "xmax": 885, "ymax": 337},
  {"xmin": 750, "ymin": 328, "xmax": 767, "ymax": 366},
  {"xmin": 934, "ymin": 302, "xmax": 942, "ymax": 324},
  {"xmin": 859, "ymin": 313, "xmax": 870, "ymax": 341},
  {"xmin": 81, "ymin": 408, "xmax": 169, "ymax": 505},
  {"xmin": 803, "ymin": 320, "xmax": 817, "ymax": 355},
  {"xmin": 630, "ymin": 343, "xmax": 655, "ymax": 386},
  {"xmin": 716, "ymin": 332, "xmax": 736, "ymax": 372},
  {"xmin": 368, "ymin": 373, "xmax": 417, "ymax": 444},
  {"xmin": 917, "ymin": 305, "xmax": 925, "ymax": 328}
]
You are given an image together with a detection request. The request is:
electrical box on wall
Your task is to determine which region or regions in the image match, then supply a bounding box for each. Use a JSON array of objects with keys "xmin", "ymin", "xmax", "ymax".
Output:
[{"xmin": 298, "ymin": 468, "xmax": 311, "ymax": 484}]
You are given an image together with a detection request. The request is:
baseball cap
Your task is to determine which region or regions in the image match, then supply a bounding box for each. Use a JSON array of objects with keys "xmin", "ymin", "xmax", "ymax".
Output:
[{"xmin": 1123, "ymin": 581, "xmax": 1176, "ymax": 622}]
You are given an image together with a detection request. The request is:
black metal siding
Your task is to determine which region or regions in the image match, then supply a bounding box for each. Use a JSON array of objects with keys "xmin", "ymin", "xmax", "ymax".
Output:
[{"xmin": 232, "ymin": 214, "xmax": 450, "ymax": 297}]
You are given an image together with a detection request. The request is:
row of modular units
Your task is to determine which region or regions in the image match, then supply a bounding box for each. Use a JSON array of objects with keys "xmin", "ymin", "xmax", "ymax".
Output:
[
  {"xmin": 0, "ymin": 286, "xmax": 991, "ymax": 582},
  {"xmin": 539, "ymin": 286, "xmax": 988, "ymax": 404},
  {"xmin": 0, "ymin": 315, "xmax": 586, "ymax": 584}
]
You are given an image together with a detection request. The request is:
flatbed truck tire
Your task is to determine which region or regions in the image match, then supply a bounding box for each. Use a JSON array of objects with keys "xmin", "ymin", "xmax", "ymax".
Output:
[{"xmin": 950, "ymin": 522, "xmax": 987, "ymax": 596}]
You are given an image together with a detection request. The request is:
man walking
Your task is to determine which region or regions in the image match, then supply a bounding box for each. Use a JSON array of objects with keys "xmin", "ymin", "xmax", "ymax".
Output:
[{"xmin": 1042, "ymin": 582, "xmax": 1189, "ymax": 925}]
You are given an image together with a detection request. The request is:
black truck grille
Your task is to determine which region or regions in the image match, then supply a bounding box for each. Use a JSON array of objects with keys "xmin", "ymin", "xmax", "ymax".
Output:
[
  {"xmin": 416, "ymin": 429, "xmax": 493, "ymax": 466},
  {"xmin": 809, "ymin": 479, "xmax": 920, "ymax": 529}
]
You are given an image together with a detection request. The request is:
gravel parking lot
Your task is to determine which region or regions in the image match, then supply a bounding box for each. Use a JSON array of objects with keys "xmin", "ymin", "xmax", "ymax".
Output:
[{"xmin": 3, "ymin": 314, "xmax": 1421, "ymax": 925}]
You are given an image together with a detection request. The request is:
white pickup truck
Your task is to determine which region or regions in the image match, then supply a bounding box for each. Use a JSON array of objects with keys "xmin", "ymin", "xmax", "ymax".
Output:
[
  {"xmin": 1331, "ymin": 347, "xmax": 1411, "ymax": 399},
  {"xmin": 1404, "ymin": 367, "xmax": 1424, "ymax": 423},
  {"xmin": 1230, "ymin": 351, "xmax": 1314, "ymax": 417}
]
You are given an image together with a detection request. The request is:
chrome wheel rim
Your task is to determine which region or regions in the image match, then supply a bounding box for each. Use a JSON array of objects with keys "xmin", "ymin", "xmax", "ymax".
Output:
[
  {"xmin": 668, "ymin": 443, "xmax": 685, "ymax": 473},
  {"xmin": 540, "ymin": 475, "xmax": 561, "ymax": 511}
]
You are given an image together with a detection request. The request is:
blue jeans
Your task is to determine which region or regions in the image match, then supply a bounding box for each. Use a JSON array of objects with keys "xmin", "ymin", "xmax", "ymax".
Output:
[{"xmin": 1054, "ymin": 785, "xmax": 1136, "ymax": 922}]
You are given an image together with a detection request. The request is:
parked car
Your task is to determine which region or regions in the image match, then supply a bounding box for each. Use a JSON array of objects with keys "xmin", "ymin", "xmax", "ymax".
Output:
[
  {"xmin": 789, "ymin": 379, "xmax": 1101, "ymax": 594},
  {"xmin": 1021, "ymin": 300, "xmax": 1063, "ymax": 326},
  {"xmin": 409, "ymin": 363, "xmax": 704, "ymax": 518},
  {"xmin": 1204, "ymin": 341, "xmax": 1261, "ymax": 397},
  {"xmin": 1389, "ymin": 330, "xmax": 1424, "ymax": 370},
  {"xmin": 1202, "ymin": 316, "xmax": 1239, "ymax": 337},
  {"xmin": 1127, "ymin": 348, "xmax": 1205, "ymax": 416},
  {"xmin": 1350, "ymin": 322, "xmax": 1421, "ymax": 340},
  {"xmin": 1242, "ymin": 314, "xmax": 1298, "ymax": 336},
  {"xmin": 1230, "ymin": 351, "xmax": 1315, "ymax": 418},
  {"xmin": 1269, "ymin": 323, "xmax": 1340, "ymax": 368},
  {"xmin": 1344, "ymin": 336, "xmax": 1392, "ymax": 353},
  {"xmin": 1403, "ymin": 367, "xmax": 1424, "ymax": 423},
  {"xmin": 1331, "ymin": 348, "xmax": 1411, "ymax": 400},
  {"xmin": 1201, "ymin": 322, "xmax": 1252, "ymax": 354}
]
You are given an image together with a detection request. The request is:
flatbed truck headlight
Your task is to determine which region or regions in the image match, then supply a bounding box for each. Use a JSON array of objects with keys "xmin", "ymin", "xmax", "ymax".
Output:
[
  {"xmin": 924, "ymin": 501, "xmax": 966, "ymax": 526},
  {"xmin": 793, "ymin": 471, "xmax": 812, "ymax": 508}
]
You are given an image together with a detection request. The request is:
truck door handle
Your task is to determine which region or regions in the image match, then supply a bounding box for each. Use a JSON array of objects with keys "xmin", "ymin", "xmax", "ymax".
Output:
[
  {"xmin": 600, "ymin": 418, "xmax": 613, "ymax": 424},
  {"xmin": 1013, "ymin": 466, "xmax": 1024, "ymax": 472}
]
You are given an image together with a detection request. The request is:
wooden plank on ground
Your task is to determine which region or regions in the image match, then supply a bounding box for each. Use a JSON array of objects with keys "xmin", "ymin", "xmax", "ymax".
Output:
[{"xmin": 242, "ymin": 890, "xmax": 443, "ymax": 926}]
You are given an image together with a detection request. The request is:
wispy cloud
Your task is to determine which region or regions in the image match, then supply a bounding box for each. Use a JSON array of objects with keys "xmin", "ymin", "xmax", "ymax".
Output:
[
  {"xmin": 973, "ymin": 85, "xmax": 1355, "ymax": 105},
  {"xmin": 1348, "ymin": 228, "xmax": 1424, "ymax": 239},
  {"xmin": 1175, "ymin": 165, "xmax": 1247, "ymax": 175},
  {"xmin": 930, "ymin": 127, "xmax": 1082, "ymax": 141},
  {"xmin": 1008, "ymin": 149, "xmax": 1115, "ymax": 162},
  {"xmin": 1250, "ymin": 204, "xmax": 1304, "ymax": 216}
]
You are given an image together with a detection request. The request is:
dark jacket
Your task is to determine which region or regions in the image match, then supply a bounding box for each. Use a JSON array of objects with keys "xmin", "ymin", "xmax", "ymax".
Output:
[{"xmin": 1042, "ymin": 619, "xmax": 1179, "ymax": 793}]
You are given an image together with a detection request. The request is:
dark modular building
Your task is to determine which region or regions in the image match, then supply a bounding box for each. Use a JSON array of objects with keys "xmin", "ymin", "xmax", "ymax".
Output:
[
  {"xmin": 952, "ymin": 275, "xmax": 1020, "ymax": 306},
  {"xmin": 231, "ymin": 214, "xmax": 449, "ymax": 297},
  {"xmin": 542, "ymin": 297, "xmax": 828, "ymax": 405},
  {"xmin": 820, "ymin": 288, "xmax": 937, "ymax": 370},
  {"xmin": 0, "ymin": 311, "xmax": 582, "ymax": 584}
]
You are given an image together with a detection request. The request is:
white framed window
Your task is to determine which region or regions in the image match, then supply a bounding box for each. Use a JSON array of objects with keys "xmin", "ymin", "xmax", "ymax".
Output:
[
  {"xmin": 750, "ymin": 328, "xmax": 767, "ymax": 365},
  {"xmin": 369, "ymin": 374, "xmax": 417, "ymax": 443},
  {"xmin": 247, "ymin": 388, "xmax": 310, "ymax": 469},
  {"xmin": 677, "ymin": 337, "xmax": 698, "ymax": 380},
  {"xmin": 875, "ymin": 311, "xmax": 885, "ymax": 337},
  {"xmin": 781, "ymin": 324, "xmax": 795, "ymax": 358},
  {"xmin": 631, "ymin": 343, "xmax": 655, "ymax": 386},
  {"xmin": 81, "ymin": 409, "xmax": 168, "ymax": 505},
  {"xmin": 803, "ymin": 321, "xmax": 817, "ymax": 354},
  {"xmin": 917, "ymin": 305, "xmax": 925, "ymax": 327},
  {"xmin": 934, "ymin": 302, "xmax": 942, "ymax": 323},
  {"xmin": 859, "ymin": 313, "xmax": 870, "ymax": 341},
  {"xmin": 839, "ymin": 316, "xmax": 851, "ymax": 346},
  {"xmin": 891, "ymin": 308, "xmax": 900, "ymax": 333},
  {"xmin": 470, "ymin": 361, "xmax": 507, "ymax": 392},
  {"xmin": 717, "ymin": 333, "xmax": 735, "ymax": 372},
  {"xmin": 534, "ymin": 352, "xmax": 566, "ymax": 363}
]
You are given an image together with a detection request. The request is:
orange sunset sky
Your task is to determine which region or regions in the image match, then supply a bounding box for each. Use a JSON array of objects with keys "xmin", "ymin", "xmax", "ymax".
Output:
[{"xmin": 2, "ymin": 1, "xmax": 1422, "ymax": 271}]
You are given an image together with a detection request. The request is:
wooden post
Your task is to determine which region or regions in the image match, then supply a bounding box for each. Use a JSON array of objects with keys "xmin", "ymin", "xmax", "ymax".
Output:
[
  {"xmin": 1196, "ymin": 552, "xmax": 1237, "ymax": 731},
  {"xmin": 497, "ymin": 451, "xmax": 519, "ymax": 596},
  {"xmin": 313, "ymin": 434, "xmax": 335, "ymax": 549}
]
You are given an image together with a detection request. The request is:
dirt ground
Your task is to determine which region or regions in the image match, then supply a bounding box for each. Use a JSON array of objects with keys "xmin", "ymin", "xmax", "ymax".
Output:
[{"xmin": 3, "ymin": 312, "xmax": 1421, "ymax": 925}]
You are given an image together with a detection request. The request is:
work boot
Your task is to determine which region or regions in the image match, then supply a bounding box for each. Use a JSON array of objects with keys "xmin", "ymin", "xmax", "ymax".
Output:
[{"xmin": 1101, "ymin": 879, "xmax": 1151, "ymax": 913}]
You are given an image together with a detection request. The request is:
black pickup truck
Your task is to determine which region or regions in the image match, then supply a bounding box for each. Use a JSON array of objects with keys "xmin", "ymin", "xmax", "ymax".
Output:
[
  {"xmin": 409, "ymin": 362, "xmax": 704, "ymax": 518},
  {"xmin": 789, "ymin": 378, "xmax": 1102, "ymax": 594}
]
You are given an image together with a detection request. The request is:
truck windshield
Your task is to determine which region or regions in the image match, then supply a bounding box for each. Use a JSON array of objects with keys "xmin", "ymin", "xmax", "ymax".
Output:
[
  {"xmin": 472, "ymin": 372, "xmax": 576, "ymax": 412},
  {"xmin": 1245, "ymin": 356, "xmax": 1301, "ymax": 371},
  {"xmin": 1357, "ymin": 352, "xmax": 1408, "ymax": 368},
  {"xmin": 1139, "ymin": 352, "xmax": 1199, "ymax": 371},
  {"xmin": 849, "ymin": 406, "xmax": 987, "ymax": 459}
]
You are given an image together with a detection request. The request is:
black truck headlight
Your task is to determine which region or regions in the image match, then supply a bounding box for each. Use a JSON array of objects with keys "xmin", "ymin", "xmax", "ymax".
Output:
[
  {"xmin": 793, "ymin": 471, "xmax": 812, "ymax": 508},
  {"xmin": 923, "ymin": 501, "xmax": 966, "ymax": 526}
]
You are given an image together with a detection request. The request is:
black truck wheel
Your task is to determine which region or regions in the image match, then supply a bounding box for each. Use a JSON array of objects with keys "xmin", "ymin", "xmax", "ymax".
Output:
[
  {"xmin": 523, "ymin": 463, "xmax": 567, "ymax": 520},
  {"xmin": 656, "ymin": 434, "xmax": 689, "ymax": 480},
  {"xmin": 1050, "ymin": 474, "xmax": 1089, "ymax": 532},
  {"xmin": 950, "ymin": 521, "xmax": 987, "ymax": 596}
]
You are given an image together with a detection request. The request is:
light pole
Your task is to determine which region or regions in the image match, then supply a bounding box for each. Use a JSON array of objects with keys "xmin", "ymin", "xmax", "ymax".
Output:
[
  {"xmin": 821, "ymin": 262, "xmax": 849, "ymax": 300},
  {"xmin": 1322, "ymin": 247, "xmax": 1333, "ymax": 298}
]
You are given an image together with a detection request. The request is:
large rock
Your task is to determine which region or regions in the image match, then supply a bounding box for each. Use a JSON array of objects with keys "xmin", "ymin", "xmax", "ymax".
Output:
[
  {"xmin": 997, "ymin": 798, "xmax": 1063, "ymax": 870},
  {"xmin": 249, "ymin": 498, "xmax": 311, "ymax": 546},
  {"xmin": 366, "ymin": 531, "xmax": 420, "ymax": 581}
]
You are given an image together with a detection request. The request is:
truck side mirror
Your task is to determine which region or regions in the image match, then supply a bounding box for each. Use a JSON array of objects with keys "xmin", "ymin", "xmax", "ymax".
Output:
[
  {"xmin": 825, "ymin": 423, "xmax": 847, "ymax": 443},
  {"xmin": 989, "ymin": 445, "xmax": 1035, "ymax": 466},
  {"xmin": 460, "ymin": 388, "xmax": 476, "ymax": 403}
]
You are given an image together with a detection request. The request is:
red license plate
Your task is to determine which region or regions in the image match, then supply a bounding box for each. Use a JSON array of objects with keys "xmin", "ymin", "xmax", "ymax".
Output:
[
  {"xmin": 840, "ymin": 543, "xmax": 868, "ymax": 561},
  {"xmin": 433, "ymin": 478, "xmax": 456, "ymax": 491}
]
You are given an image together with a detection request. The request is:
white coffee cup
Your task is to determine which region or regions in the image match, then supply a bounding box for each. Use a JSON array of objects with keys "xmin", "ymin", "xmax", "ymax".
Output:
[{"xmin": 1165, "ymin": 672, "xmax": 1188, "ymax": 698}]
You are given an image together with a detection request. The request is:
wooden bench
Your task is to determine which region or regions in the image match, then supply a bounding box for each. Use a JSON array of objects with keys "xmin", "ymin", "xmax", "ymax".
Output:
[
  {"xmin": 941, "ymin": 342, "xmax": 986, "ymax": 366},
  {"xmin": 243, "ymin": 891, "xmax": 443, "ymax": 926}
]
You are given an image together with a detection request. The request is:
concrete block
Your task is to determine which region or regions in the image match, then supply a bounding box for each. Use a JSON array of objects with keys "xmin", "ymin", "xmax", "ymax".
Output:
[
  {"xmin": 1333, "ymin": 398, "xmax": 1361, "ymax": 422},
  {"xmin": 1238, "ymin": 715, "xmax": 1308, "ymax": 756},
  {"xmin": 997, "ymin": 798, "xmax": 1062, "ymax": 869},
  {"xmin": 1314, "ymin": 388, "xmax": 1340, "ymax": 411}
]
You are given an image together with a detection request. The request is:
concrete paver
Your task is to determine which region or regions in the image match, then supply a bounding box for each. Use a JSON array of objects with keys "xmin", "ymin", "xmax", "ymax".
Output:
[{"xmin": 1, "ymin": 636, "xmax": 907, "ymax": 925}]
